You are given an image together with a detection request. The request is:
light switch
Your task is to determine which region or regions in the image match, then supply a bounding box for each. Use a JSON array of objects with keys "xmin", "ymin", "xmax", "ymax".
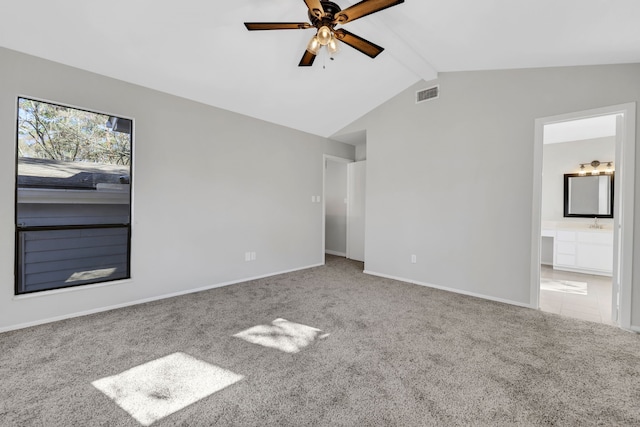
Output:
[{"xmin": 411, "ymin": 254, "xmax": 417, "ymax": 264}]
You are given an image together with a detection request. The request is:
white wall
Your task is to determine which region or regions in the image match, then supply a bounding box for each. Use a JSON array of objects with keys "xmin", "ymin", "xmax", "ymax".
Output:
[
  {"xmin": 542, "ymin": 136, "xmax": 615, "ymax": 224},
  {"xmin": 333, "ymin": 64, "xmax": 640, "ymax": 323},
  {"xmin": 325, "ymin": 160, "xmax": 348, "ymax": 255},
  {"xmin": 0, "ymin": 47, "xmax": 354, "ymax": 331}
]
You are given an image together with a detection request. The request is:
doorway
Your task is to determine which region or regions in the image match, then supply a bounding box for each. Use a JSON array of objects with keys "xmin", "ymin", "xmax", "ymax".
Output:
[
  {"xmin": 531, "ymin": 103, "xmax": 636, "ymax": 329},
  {"xmin": 323, "ymin": 156, "xmax": 352, "ymax": 258},
  {"xmin": 540, "ymin": 114, "xmax": 616, "ymax": 324},
  {"xmin": 322, "ymin": 155, "xmax": 366, "ymax": 264}
]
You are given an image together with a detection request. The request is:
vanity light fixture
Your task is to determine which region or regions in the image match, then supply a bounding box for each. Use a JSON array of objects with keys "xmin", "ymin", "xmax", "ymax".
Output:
[
  {"xmin": 604, "ymin": 162, "xmax": 614, "ymax": 174},
  {"xmin": 578, "ymin": 160, "xmax": 613, "ymax": 176}
]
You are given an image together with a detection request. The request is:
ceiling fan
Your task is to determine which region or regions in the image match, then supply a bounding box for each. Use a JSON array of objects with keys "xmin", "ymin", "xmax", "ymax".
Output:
[{"xmin": 244, "ymin": 0, "xmax": 405, "ymax": 66}]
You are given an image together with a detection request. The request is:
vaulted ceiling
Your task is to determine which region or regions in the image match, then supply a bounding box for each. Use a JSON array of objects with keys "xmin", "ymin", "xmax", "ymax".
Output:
[{"xmin": 1, "ymin": 1, "xmax": 639, "ymax": 138}]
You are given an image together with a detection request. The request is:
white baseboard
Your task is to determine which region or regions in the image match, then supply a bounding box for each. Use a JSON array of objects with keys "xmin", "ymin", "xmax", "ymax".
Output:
[
  {"xmin": 0, "ymin": 263, "xmax": 323, "ymax": 333},
  {"xmin": 363, "ymin": 270, "xmax": 534, "ymax": 309},
  {"xmin": 627, "ymin": 325, "xmax": 640, "ymax": 334},
  {"xmin": 325, "ymin": 250, "xmax": 346, "ymax": 257}
]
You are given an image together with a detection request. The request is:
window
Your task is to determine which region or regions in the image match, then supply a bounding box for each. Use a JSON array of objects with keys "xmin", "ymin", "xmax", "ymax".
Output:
[{"xmin": 15, "ymin": 98, "xmax": 132, "ymax": 294}]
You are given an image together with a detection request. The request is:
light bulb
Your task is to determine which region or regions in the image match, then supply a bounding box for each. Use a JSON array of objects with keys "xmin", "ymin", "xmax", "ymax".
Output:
[
  {"xmin": 306, "ymin": 36, "xmax": 321, "ymax": 55},
  {"xmin": 591, "ymin": 168, "xmax": 600, "ymax": 175},
  {"xmin": 579, "ymin": 165, "xmax": 586, "ymax": 176},
  {"xmin": 317, "ymin": 26, "xmax": 332, "ymax": 46},
  {"xmin": 327, "ymin": 38, "xmax": 339, "ymax": 55},
  {"xmin": 605, "ymin": 162, "xmax": 613, "ymax": 174}
]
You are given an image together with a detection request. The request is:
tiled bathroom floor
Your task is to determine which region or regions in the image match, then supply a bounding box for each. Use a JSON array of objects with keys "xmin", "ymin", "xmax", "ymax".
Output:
[{"xmin": 539, "ymin": 265, "xmax": 613, "ymax": 324}]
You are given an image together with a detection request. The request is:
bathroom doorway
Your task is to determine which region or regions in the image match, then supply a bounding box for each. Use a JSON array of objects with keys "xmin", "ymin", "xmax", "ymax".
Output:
[
  {"xmin": 540, "ymin": 115, "xmax": 616, "ymax": 323},
  {"xmin": 531, "ymin": 103, "xmax": 636, "ymax": 329}
]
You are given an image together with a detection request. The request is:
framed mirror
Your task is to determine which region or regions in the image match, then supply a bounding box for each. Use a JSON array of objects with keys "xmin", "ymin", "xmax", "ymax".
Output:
[{"xmin": 564, "ymin": 173, "xmax": 614, "ymax": 218}]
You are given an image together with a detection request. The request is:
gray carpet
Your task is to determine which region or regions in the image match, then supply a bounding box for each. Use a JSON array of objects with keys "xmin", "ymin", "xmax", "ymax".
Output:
[{"xmin": 1, "ymin": 255, "xmax": 640, "ymax": 426}]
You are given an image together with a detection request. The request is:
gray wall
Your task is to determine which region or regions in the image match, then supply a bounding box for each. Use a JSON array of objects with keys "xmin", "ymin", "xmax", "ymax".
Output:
[
  {"xmin": 541, "ymin": 237, "xmax": 553, "ymax": 266},
  {"xmin": 333, "ymin": 64, "xmax": 640, "ymax": 325},
  {"xmin": 325, "ymin": 160, "xmax": 348, "ymax": 255},
  {"xmin": 355, "ymin": 142, "xmax": 367, "ymax": 161},
  {"xmin": 0, "ymin": 47, "xmax": 354, "ymax": 330}
]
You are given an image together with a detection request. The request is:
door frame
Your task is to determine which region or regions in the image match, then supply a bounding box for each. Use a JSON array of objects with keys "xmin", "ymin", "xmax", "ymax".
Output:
[
  {"xmin": 322, "ymin": 155, "xmax": 353, "ymax": 263},
  {"xmin": 530, "ymin": 103, "xmax": 636, "ymax": 329}
]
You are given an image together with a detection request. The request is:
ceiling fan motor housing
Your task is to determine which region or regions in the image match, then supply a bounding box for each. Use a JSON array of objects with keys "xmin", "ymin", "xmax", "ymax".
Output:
[{"xmin": 309, "ymin": 1, "xmax": 342, "ymax": 28}]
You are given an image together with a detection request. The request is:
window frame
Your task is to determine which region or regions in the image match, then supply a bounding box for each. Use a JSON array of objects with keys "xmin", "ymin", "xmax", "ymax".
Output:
[{"xmin": 14, "ymin": 96, "xmax": 134, "ymax": 295}]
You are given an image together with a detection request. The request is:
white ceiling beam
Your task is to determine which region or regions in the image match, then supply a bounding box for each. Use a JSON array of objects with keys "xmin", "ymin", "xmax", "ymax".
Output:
[{"xmin": 335, "ymin": 1, "xmax": 438, "ymax": 82}]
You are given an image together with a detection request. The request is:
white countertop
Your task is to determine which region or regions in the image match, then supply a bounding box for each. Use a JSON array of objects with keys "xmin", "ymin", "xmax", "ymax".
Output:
[{"xmin": 542, "ymin": 220, "xmax": 613, "ymax": 233}]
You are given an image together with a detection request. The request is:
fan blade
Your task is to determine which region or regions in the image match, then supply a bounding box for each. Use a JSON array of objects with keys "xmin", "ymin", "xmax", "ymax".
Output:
[
  {"xmin": 304, "ymin": 0, "xmax": 326, "ymax": 19},
  {"xmin": 244, "ymin": 22, "xmax": 312, "ymax": 30},
  {"xmin": 334, "ymin": 0, "xmax": 404, "ymax": 24},
  {"xmin": 299, "ymin": 50, "xmax": 317, "ymax": 67},
  {"xmin": 333, "ymin": 29, "xmax": 384, "ymax": 58}
]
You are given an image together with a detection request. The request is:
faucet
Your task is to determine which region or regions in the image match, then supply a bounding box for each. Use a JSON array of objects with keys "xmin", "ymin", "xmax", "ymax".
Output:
[{"xmin": 590, "ymin": 217, "xmax": 600, "ymax": 229}]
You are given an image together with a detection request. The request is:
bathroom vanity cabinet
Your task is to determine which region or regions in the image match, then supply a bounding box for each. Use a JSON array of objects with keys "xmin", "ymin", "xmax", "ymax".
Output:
[{"xmin": 542, "ymin": 226, "xmax": 613, "ymax": 276}]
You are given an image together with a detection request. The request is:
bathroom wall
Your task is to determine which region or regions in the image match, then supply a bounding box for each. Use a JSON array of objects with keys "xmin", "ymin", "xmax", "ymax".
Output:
[{"xmin": 542, "ymin": 136, "xmax": 616, "ymax": 225}]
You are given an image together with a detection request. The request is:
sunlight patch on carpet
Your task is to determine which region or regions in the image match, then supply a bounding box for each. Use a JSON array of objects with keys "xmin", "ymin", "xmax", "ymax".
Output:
[
  {"xmin": 92, "ymin": 352, "xmax": 243, "ymax": 426},
  {"xmin": 540, "ymin": 278, "xmax": 588, "ymax": 295},
  {"xmin": 233, "ymin": 318, "xmax": 329, "ymax": 354}
]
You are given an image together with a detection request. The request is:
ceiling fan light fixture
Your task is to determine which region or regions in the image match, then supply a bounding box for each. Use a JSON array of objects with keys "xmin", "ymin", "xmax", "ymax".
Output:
[
  {"xmin": 306, "ymin": 36, "xmax": 321, "ymax": 55},
  {"xmin": 244, "ymin": 0, "xmax": 407, "ymax": 67},
  {"xmin": 317, "ymin": 25, "xmax": 332, "ymax": 46},
  {"xmin": 327, "ymin": 38, "xmax": 340, "ymax": 55}
]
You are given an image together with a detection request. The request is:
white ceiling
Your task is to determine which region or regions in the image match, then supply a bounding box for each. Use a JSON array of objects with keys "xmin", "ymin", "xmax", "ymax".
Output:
[
  {"xmin": 1, "ymin": 1, "xmax": 639, "ymax": 138},
  {"xmin": 544, "ymin": 115, "xmax": 618, "ymax": 145}
]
